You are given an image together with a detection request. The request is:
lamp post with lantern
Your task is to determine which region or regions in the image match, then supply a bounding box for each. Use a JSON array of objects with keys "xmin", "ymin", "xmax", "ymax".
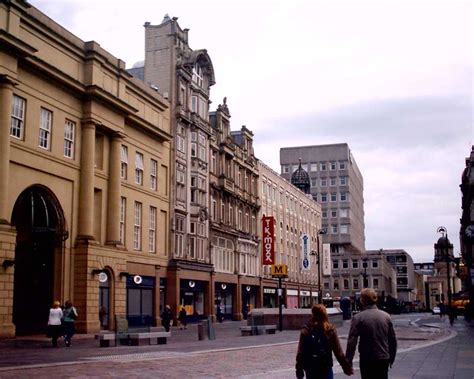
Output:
[{"xmin": 311, "ymin": 229, "xmax": 327, "ymax": 304}]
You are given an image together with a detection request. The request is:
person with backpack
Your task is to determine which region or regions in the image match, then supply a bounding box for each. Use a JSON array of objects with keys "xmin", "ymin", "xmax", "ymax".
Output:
[
  {"xmin": 62, "ymin": 300, "xmax": 78, "ymax": 347},
  {"xmin": 296, "ymin": 304, "xmax": 353, "ymax": 378}
]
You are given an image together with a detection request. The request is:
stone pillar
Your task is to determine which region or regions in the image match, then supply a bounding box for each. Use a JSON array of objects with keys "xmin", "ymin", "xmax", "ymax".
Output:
[
  {"xmin": 234, "ymin": 275, "xmax": 243, "ymax": 321},
  {"xmin": 209, "ymin": 272, "xmax": 216, "ymax": 322},
  {"xmin": 257, "ymin": 277, "xmax": 263, "ymax": 308},
  {"xmin": 154, "ymin": 271, "xmax": 162, "ymax": 327},
  {"xmin": 166, "ymin": 266, "xmax": 180, "ymax": 324},
  {"xmin": 77, "ymin": 122, "xmax": 96, "ymax": 240},
  {"xmin": 0, "ymin": 225, "xmax": 16, "ymax": 338},
  {"xmin": 106, "ymin": 132, "xmax": 122, "ymax": 245},
  {"xmin": 0, "ymin": 79, "xmax": 14, "ymax": 224}
]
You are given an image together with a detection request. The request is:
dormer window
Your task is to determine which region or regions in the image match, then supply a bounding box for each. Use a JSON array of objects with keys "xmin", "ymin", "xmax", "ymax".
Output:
[{"xmin": 192, "ymin": 63, "xmax": 203, "ymax": 87}]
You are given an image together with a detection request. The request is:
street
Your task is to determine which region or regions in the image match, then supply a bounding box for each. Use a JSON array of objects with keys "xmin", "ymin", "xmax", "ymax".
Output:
[{"xmin": 0, "ymin": 313, "xmax": 472, "ymax": 378}]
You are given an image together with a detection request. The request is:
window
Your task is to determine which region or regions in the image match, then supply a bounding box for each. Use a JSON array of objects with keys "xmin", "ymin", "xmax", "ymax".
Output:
[
  {"xmin": 135, "ymin": 152, "xmax": 144, "ymax": 185},
  {"xmin": 310, "ymin": 163, "xmax": 318, "ymax": 172},
  {"xmin": 189, "ymin": 236, "xmax": 196, "ymax": 259},
  {"xmin": 320, "ymin": 162, "xmax": 327, "ymax": 171},
  {"xmin": 149, "ymin": 206, "xmax": 156, "ymax": 253},
  {"xmin": 340, "ymin": 208, "xmax": 349, "ymax": 218},
  {"xmin": 330, "ymin": 177, "xmax": 337, "ymax": 186},
  {"xmin": 322, "ymin": 210, "xmax": 328, "ymax": 219},
  {"xmin": 175, "ymin": 216, "xmax": 185, "ymax": 258},
  {"xmin": 340, "ymin": 177, "xmax": 348, "ymax": 186},
  {"xmin": 282, "ymin": 165, "xmax": 290, "ymax": 174},
  {"xmin": 150, "ymin": 159, "xmax": 157, "ymax": 190},
  {"xmin": 63, "ymin": 120, "xmax": 75, "ymax": 158},
  {"xmin": 191, "ymin": 96, "xmax": 198, "ymax": 113},
  {"xmin": 331, "ymin": 210, "xmax": 337, "ymax": 218},
  {"xmin": 120, "ymin": 197, "xmax": 126, "ymax": 244},
  {"xmin": 339, "ymin": 161, "xmax": 346, "ymax": 170},
  {"xmin": 333, "ymin": 280, "xmax": 339, "ymax": 290},
  {"xmin": 352, "ymin": 259, "xmax": 359, "ymax": 269},
  {"xmin": 321, "ymin": 193, "xmax": 327, "ymax": 203},
  {"xmin": 11, "ymin": 95, "xmax": 25, "ymax": 139},
  {"xmin": 211, "ymin": 150, "xmax": 217, "ymax": 173},
  {"xmin": 176, "ymin": 135, "xmax": 185, "ymax": 153},
  {"xmin": 320, "ymin": 178, "xmax": 327, "ymax": 187},
  {"xmin": 192, "ymin": 63, "xmax": 203, "ymax": 87},
  {"xmin": 211, "ymin": 196, "xmax": 217, "ymax": 220},
  {"xmin": 39, "ymin": 108, "xmax": 52, "ymax": 150},
  {"xmin": 373, "ymin": 278, "xmax": 379, "ymax": 289},
  {"xmin": 121, "ymin": 145, "xmax": 128, "ymax": 179},
  {"xmin": 353, "ymin": 279, "xmax": 359, "ymax": 289},
  {"xmin": 343, "ymin": 279, "xmax": 349, "ymax": 289},
  {"xmin": 330, "ymin": 193, "xmax": 337, "ymax": 202},
  {"xmin": 340, "ymin": 192, "xmax": 348, "ymax": 202},
  {"xmin": 324, "ymin": 282, "xmax": 330, "ymax": 290},
  {"xmin": 330, "ymin": 162, "xmax": 337, "ymax": 170},
  {"xmin": 331, "ymin": 224, "xmax": 338, "ymax": 234},
  {"xmin": 342, "ymin": 259, "xmax": 348, "ymax": 269},
  {"xmin": 332, "ymin": 260, "xmax": 339, "ymax": 269},
  {"xmin": 340, "ymin": 224, "xmax": 349, "ymax": 234},
  {"xmin": 372, "ymin": 260, "xmax": 379, "ymax": 268},
  {"xmin": 311, "ymin": 179, "xmax": 318, "ymax": 187},
  {"xmin": 133, "ymin": 202, "xmax": 142, "ymax": 250}
]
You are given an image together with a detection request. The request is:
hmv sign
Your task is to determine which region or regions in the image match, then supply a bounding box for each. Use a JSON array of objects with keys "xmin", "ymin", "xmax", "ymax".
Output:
[{"xmin": 262, "ymin": 216, "xmax": 275, "ymax": 265}]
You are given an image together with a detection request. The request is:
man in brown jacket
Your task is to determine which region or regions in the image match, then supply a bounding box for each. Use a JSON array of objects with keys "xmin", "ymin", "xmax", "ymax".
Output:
[{"xmin": 346, "ymin": 288, "xmax": 397, "ymax": 379}]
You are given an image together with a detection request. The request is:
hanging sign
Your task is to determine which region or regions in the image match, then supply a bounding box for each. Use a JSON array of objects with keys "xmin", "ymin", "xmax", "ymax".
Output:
[
  {"xmin": 301, "ymin": 234, "xmax": 311, "ymax": 270},
  {"xmin": 322, "ymin": 243, "xmax": 332, "ymax": 276},
  {"xmin": 262, "ymin": 216, "xmax": 275, "ymax": 265}
]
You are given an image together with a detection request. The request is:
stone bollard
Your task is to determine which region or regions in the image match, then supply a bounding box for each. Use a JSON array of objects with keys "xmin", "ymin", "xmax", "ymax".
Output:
[
  {"xmin": 197, "ymin": 322, "xmax": 205, "ymax": 341},
  {"xmin": 207, "ymin": 316, "xmax": 215, "ymax": 340}
]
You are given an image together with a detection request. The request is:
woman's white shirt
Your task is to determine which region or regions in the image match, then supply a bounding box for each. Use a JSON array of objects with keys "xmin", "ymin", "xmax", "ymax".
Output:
[{"xmin": 48, "ymin": 308, "xmax": 63, "ymax": 325}]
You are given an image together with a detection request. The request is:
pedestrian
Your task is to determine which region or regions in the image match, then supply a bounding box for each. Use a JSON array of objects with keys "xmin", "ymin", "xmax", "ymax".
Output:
[
  {"xmin": 62, "ymin": 300, "xmax": 77, "ymax": 347},
  {"xmin": 439, "ymin": 302, "xmax": 446, "ymax": 319},
  {"xmin": 346, "ymin": 288, "xmax": 397, "ymax": 379},
  {"xmin": 295, "ymin": 304, "xmax": 353, "ymax": 378},
  {"xmin": 216, "ymin": 304, "xmax": 223, "ymax": 323},
  {"xmin": 47, "ymin": 300, "xmax": 63, "ymax": 347},
  {"xmin": 99, "ymin": 306, "xmax": 107, "ymax": 329},
  {"xmin": 161, "ymin": 304, "xmax": 172, "ymax": 332},
  {"xmin": 178, "ymin": 306, "xmax": 187, "ymax": 330}
]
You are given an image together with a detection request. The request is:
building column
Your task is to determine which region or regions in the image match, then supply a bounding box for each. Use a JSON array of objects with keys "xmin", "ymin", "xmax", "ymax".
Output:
[
  {"xmin": 77, "ymin": 122, "xmax": 96, "ymax": 240},
  {"xmin": 209, "ymin": 271, "xmax": 216, "ymax": 322},
  {"xmin": 234, "ymin": 275, "xmax": 243, "ymax": 320},
  {"xmin": 0, "ymin": 79, "xmax": 14, "ymax": 225},
  {"xmin": 106, "ymin": 132, "xmax": 123, "ymax": 245},
  {"xmin": 166, "ymin": 266, "xmax": 180, "ymax": 324}
]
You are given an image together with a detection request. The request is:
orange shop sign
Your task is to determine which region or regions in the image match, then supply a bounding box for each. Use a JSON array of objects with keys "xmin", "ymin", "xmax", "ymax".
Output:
[{"xmin": 262, "ymin": 216, "xmax": 275, "ymax": 265}]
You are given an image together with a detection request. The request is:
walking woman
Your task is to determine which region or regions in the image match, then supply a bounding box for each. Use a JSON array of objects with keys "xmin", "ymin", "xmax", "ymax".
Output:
[
  {"xmin": 47, "ymin": 300, "xmax": 63, "ymax": 347},
  {"xmin": 295, "ymin": 304, "xmax": 353, "ymax": 378},
  {"xmin": 62, "ymin": 301, "xmax": 78, "ymax": 347}
]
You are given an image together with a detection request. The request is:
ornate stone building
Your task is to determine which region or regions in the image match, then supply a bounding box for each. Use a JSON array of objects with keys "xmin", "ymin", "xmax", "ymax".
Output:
[
  {"xmin": 258, "ymin": 160, "xmax": 322, "ymax": 308},
  {"xmin": 0, "ymin": 0, "xmax": 171, "ymax": 337},
  {"xmin": 208, "ymin": 100, "xmax": 260, "ymax": 319}
]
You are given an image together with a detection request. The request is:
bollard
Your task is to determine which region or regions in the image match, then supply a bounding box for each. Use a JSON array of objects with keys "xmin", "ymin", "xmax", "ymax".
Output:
[{"xmin": 197, "ymin": 322, "xmax": 205, "ymax": 341}]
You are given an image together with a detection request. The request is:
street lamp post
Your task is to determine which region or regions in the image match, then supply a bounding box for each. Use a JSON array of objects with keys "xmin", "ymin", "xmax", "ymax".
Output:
[
  {"xmin": 362, "ymin": 258, "xmax": 369, "ymax": 288},
  {"xmin": 437, "ymin": 226, "xmax": 453, "ymax": 322},
  {"xmin": 311, "ymin": 229, "xmax": 327, "ymax": 304}
]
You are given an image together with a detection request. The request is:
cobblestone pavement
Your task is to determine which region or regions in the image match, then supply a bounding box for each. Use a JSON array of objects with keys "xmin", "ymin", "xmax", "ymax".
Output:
[{"xmin": 0, "ymin": 313, "xmax": 462, "ymax": 378}]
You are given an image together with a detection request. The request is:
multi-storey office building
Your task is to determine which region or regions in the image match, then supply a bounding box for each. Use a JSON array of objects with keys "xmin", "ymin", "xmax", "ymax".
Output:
[
  {"xmin": 258, "ymin": 161, "xmax": 322, "ymax": 308},
  {"xmin": 129, "ymin": 16, "xmax": 216, "ymax": 320},
  {"xmin": 325, "ymin": 251, "xmax": 397, "ymax": 300},
  {"xmin": 280, "ymin": 144, "xmax": 365, "ymax": 255},
  {"xmin": 0, "ymin": 0, "xmax": 171, "ymax": 337},
  {"xmin": 373, "ymin": 249, "xmax": 416, "ymax": 302},
  {"xmin": 208, "ymin": 101, "xmax": 260, "ymax": 320}
]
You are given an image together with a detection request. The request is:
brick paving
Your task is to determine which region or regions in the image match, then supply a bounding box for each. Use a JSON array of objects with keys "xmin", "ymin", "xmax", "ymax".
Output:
[{"xmin": 0, "ymin": 313, "xmax": 468, "ymax": 379}]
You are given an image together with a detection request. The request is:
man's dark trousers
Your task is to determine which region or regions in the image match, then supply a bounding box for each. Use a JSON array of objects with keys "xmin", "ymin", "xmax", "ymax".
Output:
[{"xmin": 360, "ymin": 359, "xmax": 390, "ymax": 379}]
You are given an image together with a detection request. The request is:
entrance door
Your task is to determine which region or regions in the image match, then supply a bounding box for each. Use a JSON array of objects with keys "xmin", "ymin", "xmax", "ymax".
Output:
[
  {"xmin": 99, "ymin": 274, "xmax": 110, "ymax": 330},
  {"xmin": 11, "ymin": 186, "xmax": 66, "ymax": 335}
]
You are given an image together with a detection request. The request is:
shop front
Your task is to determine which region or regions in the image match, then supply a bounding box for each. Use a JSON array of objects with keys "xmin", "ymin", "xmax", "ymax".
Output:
[
  {"xmin": 286, "ymin": 289, "xmax": 299, "ymax": 309},
  {"xmin": 263, "ymin": 287, "xmax": 277, "ymax": 308},
  {"xmin": 215, "ymin": 282, "xmax": 234, "ymax": 320},
  {"xmin": 241, "ymin": 284, "xmax": 258, "ymax": 318},
  {"xmin": 180, "ymin": 279, "xmax": 206, "ymax": 322},
  {"xmin": 126, "ymin": 275, "xmax": 155, "ymax": 327},
  {"xmin": 300, "ymin": 290, "xmax": 312, "ymax": 308}
]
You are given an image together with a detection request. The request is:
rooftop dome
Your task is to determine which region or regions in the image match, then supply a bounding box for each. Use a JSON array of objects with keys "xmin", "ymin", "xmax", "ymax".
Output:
[{"xmin": 291, "ymin": 159, "xmax": 310, "ymax": 194}]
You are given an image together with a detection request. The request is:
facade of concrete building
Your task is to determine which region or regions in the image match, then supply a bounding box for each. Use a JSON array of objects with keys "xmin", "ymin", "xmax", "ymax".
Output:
[
  {"xmin": 208, "ymin": 101, "xmax": 260, "ymax": 320},
  {"xmin": 324, "ymin": 250, "xmax": 397, "ymax": 300},
  {"xmin": 258, "ymin": 161, "xmax": 322, "ymax": 308},
  {"xmin": 280, "ymin": 144, "xmax": 365, "ymax": 255},
  {"xmin": 375, "ymin": 249, "xmax": 416, "ymax": 302},
  {"xmin": 0, "ymin": 0, "xmax": 171, "ymax": 337},
  {"xmin": 130, "ymin": 16, "xmax": 217, "ymax": 321}
]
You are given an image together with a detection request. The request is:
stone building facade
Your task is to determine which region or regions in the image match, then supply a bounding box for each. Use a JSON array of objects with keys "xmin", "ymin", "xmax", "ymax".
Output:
[
  {"xmin": 0, "ymin": 0, "xmax": 171, "ymax": 337},
  {"xmin": 208, "ymin": 101, "xmax": 260, "ymax": 320},
  {"xmin": 258, "ymin": 161, "xmax": 322, "ymax": 308}
]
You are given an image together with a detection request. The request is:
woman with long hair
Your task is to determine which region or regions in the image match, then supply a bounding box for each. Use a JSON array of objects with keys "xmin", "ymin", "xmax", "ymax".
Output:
[
  {"xmin": 296, "ymin": 304, "xmax": 353, "ymax": 378},
  {"xmin": 62, "ymin": 300, "xmax": 78, "ymax": 347},
  {"xmin": 47, "ymin": 300, "xmax": 63, "ymax": 347}
]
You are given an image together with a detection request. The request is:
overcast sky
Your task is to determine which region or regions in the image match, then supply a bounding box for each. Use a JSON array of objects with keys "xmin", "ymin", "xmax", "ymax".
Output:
[{"xmin": 31, "ymin": 0, "xmax": 473, "ymax": 262}]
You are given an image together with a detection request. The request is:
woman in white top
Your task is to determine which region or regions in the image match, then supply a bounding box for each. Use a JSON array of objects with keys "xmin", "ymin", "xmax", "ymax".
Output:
[{"xmin": 48, "ymin": 300, "xmax": 63, "ymax": 347}]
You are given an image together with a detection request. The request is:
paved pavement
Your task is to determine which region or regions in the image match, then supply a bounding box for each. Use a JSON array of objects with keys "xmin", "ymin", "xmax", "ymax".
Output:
[{"xmin": 0, "ymin": 313, "xmax": 471, "ymax": 378}]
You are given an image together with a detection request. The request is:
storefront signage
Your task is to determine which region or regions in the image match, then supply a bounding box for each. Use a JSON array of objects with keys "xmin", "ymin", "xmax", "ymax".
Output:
[
  {"xmin": 221, "ymin": 283, "xmax": 227, "ymax": 290},
  {"xmin": 264, "ymin": 288, "xmax": 276, "ymax": 294},
  {"xmin": 262, "ymin": 216, "xmax": 275, "ymax": 265},
  {"xmin": 322, "ymin": 243, "xmax": 331, "ymax": 276},
  {"xmin": 133, "ymin": 275, "xmax": 143, "ymax": 284},
  {"xmin": 287, "ymin": 289, "xmax": 298, "ymax": 296},
  {"xmin": 246, "ymin": 286, "xmax": 251, "ymax": 292},
  {"xmin": 271, "ymin": 264, "xmax": 288, "ymax": 277},
  {"xmin": 300, "ymin": 290, "xmax": 310, "ymax": 296},
  {"xmin": 189, "ymin": 280, "xmax": 195, "ymax": 288},
  {"xmin": 98, "ymin": 272, "xmax": 108, "ymax": 283},
  {"xmin": 301, "ymin": 234, "xmax": 311, "ymax": 270}
]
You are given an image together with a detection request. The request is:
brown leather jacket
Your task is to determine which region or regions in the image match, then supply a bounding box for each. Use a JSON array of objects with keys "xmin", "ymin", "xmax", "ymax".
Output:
[
  {"xmin": 345, "ymin": 305, "xmax": 397, "ymax": 365},
  {"xmin": 295, "ymin": 320, "xmax": 350, "ymax": 376}
]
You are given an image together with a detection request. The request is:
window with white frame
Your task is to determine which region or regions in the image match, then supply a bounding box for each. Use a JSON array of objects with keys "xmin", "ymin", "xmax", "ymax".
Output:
[
  {"xmin": 322, "ymin": 210, "xmax": 328, "ymax": 219},
  {"xmin": 120, "ymin": 197, "xmax": 126, "ymax": 244},
  {"xmin": 372, "ymin": 260, "xmax": 379, "ymax": 268},
  {"xmin": 150, "ymin": 159, "xmax": 157, "ymax": 191},
  {"xmin": 10, "ymin": 95, "xmax": 25, "ymax": 139},
  {"xmin": 63, "ymin": 120, "xmax": 75, "ymax": 158},
  {"xmin": 320, "ymin": 178, "xmax": 327, "ymax": 187},
  {"xmin": 189, "ymin": 236, "xmax": 196, "ymax": 259},
  {"xmin": 339, "ymin": 161, "xmax": 347, "ymax": 170},
  {"xmin": 121, "ymin": 145, "xmax": 128, "ymax": 179},
  {"xmin": 343, "ymin": 279, "xmax": 349, "ymax": 289},
  {"xmin": 340, "ymin": 208, "xmax": 349, "ymax": 218},
  {"xmin": 340, "ymin": 224, "xmax": 349, "ymax": 234},
  {"xmin": 133, "ymin": 202, "xmax": 142, "ymax": 250},
  {"xmin": 310, "ymin": 163, "xmax": 318, "ymax": 172},
  {"xmin": 330, "ymin": 177, "xmax": 337, "ymax": 186},
  {"xmin": 332, "ymin": 260, "xmax": 339, "ymax": 269},
  {"xmin": 311, "ymin": 179, "xmax": 318, "ymax": 187},
  {"xmin": 211, "ymin": 195, "xmax": 217, "ymax": 220},
  {"xmin": 149, "ymin": 206, "xmax": 156, "ymax": 252},
  {"xmin": 176, "ymin": 134, "xmax": 185, "ymax": 153},
  {"xmin": 174, "ymin": 216, "xmax": 185, "ymax": 258},
  {"xmin": 330, "ymin": 193, "xmax": 337, "ymax": 202},
  {"xmin": 331, "ymin": 224, "xmax": 338, "ymax": 234},
  {"xmin": 211, "ymin": 150, "xmax": 217, "ymax": 173},
  {"xmin": 192, "ymin": 63, "xmax": 203, "ymax": 87},
  {"xmin": 191, "ymin": 96, "xmax": 198, "ymax": 113},
  {"xmin": 39, "ymin": 108, "xmax": 52, "ymax": 150},
  {"xmin": 321, "ymin": 193, "xmax": 328, "ymax": 203},
  {"xmin": 135, "ymin": 152, "xmax": 144, "ymax": 185},
  {"xmin": 352, "ymin": 259, "xmax": 359, "ymax": 269},
  {"xmin": 176, "ymin": 163, "xmax": 186, "ymax": 202},
  {"xmin": 331, "ymin": 210, "xmax": 337, "ymax": 218},
  {"xmin": 282, "ymin": 165, "xmax": 290, "ymax": 174},
  {"xmin": 340, "ymin": 192, "xmax": 348, "ymax": 202},
  {"xmin": 353, "ymin": 278, "xmax": 359, "ymax": 289},
  {"xmin": 373, "ymin": 278, "xmax": 379, "ymax": 288},
  {"xmin": 330, "ymin": 162, "xmax": 337, "ymax": 170},
  {"xmin": 342, "ymin": 259, "xmax": 349, "ymax": 269},
  {"xmin": 340, "ymin": 177, "xmax": 348, "ymax": 186},
  {"xmin": 333, "ymin": 280, "xmax": 339, "ymax": 290},
  {"xmin": 238, "ymin": 210, "xmax": 243, "ymax": 230},
  {"xmin": 320, "ymin": 162, "xmax": 327, "ymax": 171},
  {"xmin": 244, "ymin": 212, "xmax": 249, "ymax": 232}
]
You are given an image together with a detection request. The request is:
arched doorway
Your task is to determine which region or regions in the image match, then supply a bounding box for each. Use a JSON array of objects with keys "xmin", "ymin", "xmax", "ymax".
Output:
[{"xmin": 11, "ymin": 185, "xmax": 67, "ymax": 335}]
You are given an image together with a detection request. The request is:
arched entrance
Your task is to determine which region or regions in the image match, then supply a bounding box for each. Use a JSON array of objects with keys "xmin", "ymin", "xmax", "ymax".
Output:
[{"xmin": 11, "ymin": 185, "xmax": 67, "ymax": 335}]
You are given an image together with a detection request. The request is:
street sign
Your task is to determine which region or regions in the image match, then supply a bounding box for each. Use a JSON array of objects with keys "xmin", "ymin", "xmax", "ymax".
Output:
[
  {"xmin": 271, "ymin": 264, "xmax": 288, "ymax": 277},
  {"xmin": 301, "ymin": 234, "xmax": 311, "ymax": 270},
  {"xmin": 262, "ymin": 216, "xmax": 275, "ymax": 265}
]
